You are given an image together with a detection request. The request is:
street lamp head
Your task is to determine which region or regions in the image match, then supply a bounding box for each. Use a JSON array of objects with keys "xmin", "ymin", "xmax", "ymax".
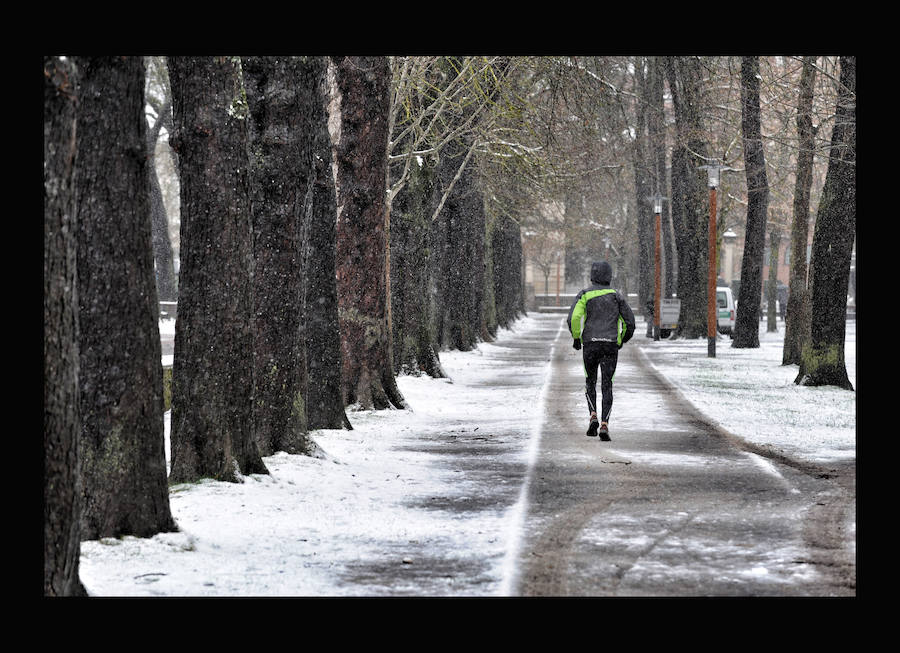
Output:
[
  {"xmin": 647, "ymin": 192, "xmax": 667, "ymax": 215},
  {"xmin": 700, "ymin": 162, "xmax": 720, "ymax": 188},
  {"xmin": 699, "ymin": 160, "xmax": 736, "ymax": 189}
]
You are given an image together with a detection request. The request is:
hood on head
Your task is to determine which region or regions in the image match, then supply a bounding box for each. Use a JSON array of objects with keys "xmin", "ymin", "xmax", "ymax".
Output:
[{"xmin": 590, "ymin": 261, "xmax": 612, "ymax": 285}]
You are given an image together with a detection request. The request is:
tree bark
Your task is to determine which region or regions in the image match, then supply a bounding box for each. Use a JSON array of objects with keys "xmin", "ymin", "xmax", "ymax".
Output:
[
  {"xmin": 632, "ymin": 59, "xmax": 654, "ymax": 337},
  {"xmin": 168, "ymin": 56, "xmax": 269, "ymax": 482},
  {"xmin": 304, "ymin": 60, "xmax": 351, "ymax": 430},
  {"xmin": 433, "ymin": 136, "xmax": 487, "ymax": 352},
  {"xmin": 783, "ymin": 56, "xmax": 818, "ymax": 366},
  {"xmin": 72, "ymin": 57, "xmax": 177, "ymax": 539},
  {"xmin": 665, "ymin": 57, "xmax": 709, "ymax": 339},
  {"xmin": 733, "ymin": 56, "xmax": 770, "ymax": 349},
  {"xmin": 332, "ymin": 56, "xmax": 406, "ymax": 410},
  {"xmin": 648, "ymin": 57, "xmax": 674, "ymax": 302},
  {"xmin": 663, "ymin": 196, "xmax": 677, "ymax": 299},
  {"xmin": 483, "ymin": 219, "xmax": 499, "ymax": 339},
  {"xmin": 490, "ymin": 212, "xmax": 525, "ymax": 329},
  {"xmin": 632, "ymin": 57, "xmax": 658, "ymax": 337},
  {"xmin": 796, "ymin": 56, "xmax": 856, "ymax": 390},
  {"xmin": 243, "ymin": 56, "xmax": 319, "ymax": 455},
  {"xmin": 391, "ymin": 155, "xmax": 447, "ymax": 377},
  {"xmin": 44, "ymin": 56, "xmax": 87, "ymax": 596}
]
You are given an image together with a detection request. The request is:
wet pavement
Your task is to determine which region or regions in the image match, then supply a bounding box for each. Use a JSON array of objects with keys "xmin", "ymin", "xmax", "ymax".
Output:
[{"xmin": 508, "ymin": 313, "xmax": 855, "ymax": 596}]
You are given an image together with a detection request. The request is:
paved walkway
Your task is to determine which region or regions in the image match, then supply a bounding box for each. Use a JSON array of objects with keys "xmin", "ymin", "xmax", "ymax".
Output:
[{"xmin": 505, "ymin": 313, "xmax": 855, "ymax": 596}]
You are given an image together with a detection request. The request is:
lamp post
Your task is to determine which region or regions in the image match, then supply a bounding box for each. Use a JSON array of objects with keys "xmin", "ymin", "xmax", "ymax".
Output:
[
  {"xmin": 649, "ymin": 192, "xmax": 667, "ymax": 341},
  {"xmin": 699, "ymin": 160, "xmax": 732, "ymax": 358}
]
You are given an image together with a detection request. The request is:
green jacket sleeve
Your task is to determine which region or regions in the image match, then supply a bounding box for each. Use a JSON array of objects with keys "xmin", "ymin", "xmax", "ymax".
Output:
[{"xmin": 567, "ymin": 291, "xmax": 586, "ymax": 340}]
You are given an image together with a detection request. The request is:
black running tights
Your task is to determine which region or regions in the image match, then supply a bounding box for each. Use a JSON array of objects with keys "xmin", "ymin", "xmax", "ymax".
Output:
[{"xmin": 583, "ymin": 341, "xmax": 619, "ymax": 423}]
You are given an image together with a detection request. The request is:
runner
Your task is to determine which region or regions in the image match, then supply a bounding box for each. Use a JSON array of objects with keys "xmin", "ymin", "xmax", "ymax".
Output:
[{"xmin": 566, "ymin": 261, "xmax": 636, "ymax": 440}]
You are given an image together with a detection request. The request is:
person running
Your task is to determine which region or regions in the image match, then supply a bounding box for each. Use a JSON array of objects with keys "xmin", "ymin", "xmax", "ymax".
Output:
[{"xmin": 566, "ymin": 261, "xmax": 636, "ymax": 440}]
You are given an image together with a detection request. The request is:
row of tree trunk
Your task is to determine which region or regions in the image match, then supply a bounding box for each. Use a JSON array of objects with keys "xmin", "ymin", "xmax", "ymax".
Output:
[
  {"xmin": 389, "ymin": 57, "xmax": 525, "ymax": 379},
  {"xmin": 44, "ymin": 55, "xmax": 525, "ymax": 595},
  {"xmin": 733, "ymin": 56, "xmax": 770, "ymax": 349}
]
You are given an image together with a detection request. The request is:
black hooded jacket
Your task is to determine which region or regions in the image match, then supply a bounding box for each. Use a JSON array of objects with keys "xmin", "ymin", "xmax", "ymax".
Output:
[{"xmin": 566, "ymin": 261, "xmax": 636, "ymax": 346}]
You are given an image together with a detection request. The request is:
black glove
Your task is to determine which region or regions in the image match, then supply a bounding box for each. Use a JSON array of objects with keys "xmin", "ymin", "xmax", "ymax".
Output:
[{"xmin": 573, "ymin": 339, "xmax": 582, "ymax": 350}]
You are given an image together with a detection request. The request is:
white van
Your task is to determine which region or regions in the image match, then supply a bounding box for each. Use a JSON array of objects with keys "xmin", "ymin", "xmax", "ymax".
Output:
[{"xmin": 717, "ymin": 286, "xmax": 735, "ymax": 336}]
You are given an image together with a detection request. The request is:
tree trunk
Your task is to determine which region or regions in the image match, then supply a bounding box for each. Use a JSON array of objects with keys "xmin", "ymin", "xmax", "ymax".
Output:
[
  {"xmin": 796, "ymin": 56, "xmax": 856, "ymax": 390},
  {"xmin": 633, "ymin": 146, "xmax": 654, "ymax": 337},
  {"xmin": 482, "ymin": 219, "xmax": 498, "ymax": 340},
  {"xmin": 168, "ymin": 56, "xmax": 269, "ymax": 482},
  {"xmin": 433, "ymin": 138, "xmax": 487, "ymax": 352},
  {"xmin": 332, "ymin": 56, "xmax": 406, "ymax": 410},
  {"xmin": 491, "ymin": 213, "xmax": 525, "ymax": 329},
  {"xmin": 733, "ymin": 56, "xmax": 770, "ymax": 349},
  {"xmin": 304, "ymin": 60, "xmax": 351, "ymax": 430},
  {"xmin": 631, "ymin": 57, "xmax": 654, "ymax": 337},
  {"xmin": 648, "ymin": 57, "xmax": 675, "ymax": 302},
  {"xmin": 663, "ymin": 198, "xmax": 677, "ymax": 299},
  {"xmin": 783, "ymin": 56, "xmax": 818, "ymax": 366},
  {"xmin": 72, "ymin": 57, "xmax": 177, "ymax": 539},
  {"xmin": 391, "ymin": 155, "xmax": 447, "ymax": 377},
  {"xmin": 243, "ymin": 56, "xmax": 320, "ymax": 456},
  {"xmin": 44, "ymin": 56, "xmax": 87, "ymax": 596},
  {"xmin": 767, "ymin": 229, "xmax": 780, "ymax": 333},
  {"xmin": 665, "ymin": 57, "xmax": 709, "ymax": 339}
]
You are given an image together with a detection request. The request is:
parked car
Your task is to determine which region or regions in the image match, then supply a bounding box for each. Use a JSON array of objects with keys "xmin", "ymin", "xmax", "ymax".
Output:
[{"xmin": 717, "ymin": 286, "xmax": 735, "ymax": 336}]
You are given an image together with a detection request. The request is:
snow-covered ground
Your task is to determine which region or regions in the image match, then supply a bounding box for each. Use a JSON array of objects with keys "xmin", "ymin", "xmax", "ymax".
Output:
[
  {"xmin": 78, "ymin": 313, "xmax": 855, "ymax": 596},
  {"xmin": 639, "ymin": 318, "xmax": 856, "ymax": 465}
]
